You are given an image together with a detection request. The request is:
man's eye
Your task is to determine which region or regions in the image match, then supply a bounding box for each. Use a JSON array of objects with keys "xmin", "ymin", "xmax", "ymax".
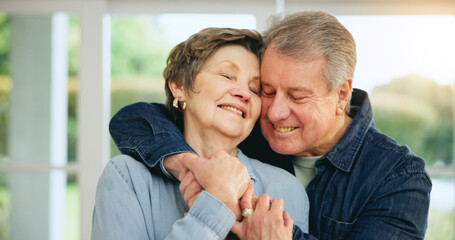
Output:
[
  {"xmin": 221, "ymin": 74, "xmax": 232, "ymax": 80},
  {"xmin": 261, "ymin": 90, "xmax": 275, "ymax": 97},
  {"xmin": 290, "ymin": 95, "xmax": 305, "ymax": 101}
]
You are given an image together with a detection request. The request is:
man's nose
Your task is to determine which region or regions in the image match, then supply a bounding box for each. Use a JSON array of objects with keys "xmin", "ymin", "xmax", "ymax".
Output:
[{"xmin": 266, "ymin": 93, "xmax": 290, "ymax": 122}]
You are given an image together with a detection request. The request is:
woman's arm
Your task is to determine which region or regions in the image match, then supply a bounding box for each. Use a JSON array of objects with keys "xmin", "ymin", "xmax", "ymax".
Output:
[
  {"xmin": 166, "ymin": 191, "xmax": 237, "ymax": 239},
  {"xmin": 92, "ymin": 155, "xmax": 237, "ymax": 240}
]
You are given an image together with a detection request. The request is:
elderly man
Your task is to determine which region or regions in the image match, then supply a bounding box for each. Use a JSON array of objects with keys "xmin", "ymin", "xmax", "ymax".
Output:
[{"xmin": 109, "ymin": 10, "xmax": 431, "ymax": 240}]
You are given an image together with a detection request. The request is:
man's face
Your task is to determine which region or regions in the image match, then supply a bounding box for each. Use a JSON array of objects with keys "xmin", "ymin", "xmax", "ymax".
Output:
[{"xmin": 259, "ymin": 47, "xmax": 341, "ymax": 157}]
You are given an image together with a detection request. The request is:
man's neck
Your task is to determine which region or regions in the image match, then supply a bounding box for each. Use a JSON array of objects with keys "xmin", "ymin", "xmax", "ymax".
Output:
[
  {"xmin": 298, "ymin": 113, "xmax": 353, "ymax": 157},
  {"xmin": 328, "ymin": 114, "xmax": 353, "ymax": 151}
]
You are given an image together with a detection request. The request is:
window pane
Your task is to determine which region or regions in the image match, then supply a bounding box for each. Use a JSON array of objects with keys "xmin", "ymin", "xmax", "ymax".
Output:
[
  {"xmin": 0, "ymin": 172, "xmax": 9, "ymax": 239},
  {"xmin": 0, "ymin": 13, "xmax": 10, "ymax": 165},
  {"xmin": 3, "ymin": 170, "xmax": 67, "ymax": 240},
  {"xmin": 65, "ymin": 173, "xmax": 80, "ymax": 240},
  {"xmin": 0, "ymin": 12, "xmax": 79, "ymax": 240}
]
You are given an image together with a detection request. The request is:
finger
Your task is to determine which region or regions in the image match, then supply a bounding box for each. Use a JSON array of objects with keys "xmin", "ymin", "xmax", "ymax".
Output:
[
  {"xmin": 251, "ymin": 193, "xmax": 258, "ymax": 210},
  {"xmin": 182, "ymin": 180, "xmax": 199, "ymax": 201},
  {"xmin": 179, "ymin": 156, "xmax": 206, "ymax": 179},
  {"xmin": 163, "ymin": 152, "xmax": 197, "ymax": 179},
  {"xmin": 187, "ymin": 192, "xmax": 201, "ymax": 208},
  {"xmin": 231, "ymin": 221, "xmax": 245, "ymax": 239},
  {"xmin": 179, "ymin": 155, "xmax": 205, "ymax": 172},
  {"xmin": 240, "ymin": 186, "xmax": 254, "ymax": 210},
  {"xmin": 180, "ymin": 152, "xmax": 199, "ymax": 161},
  {"xmin": 182, "ymin": 178, "xmax": 203, "ymax": 207},
  {"xmin": 283, "ymin": 210, "xmax": 294, "ymax": 228},
  {"xmin": 178, "ymin": 167, "xmax": 189, "ymax": 181},
  {"xmin": 179, "ymin": 170, "xmax": 194, "ymax": 197},
  {"xmin": 179, "ymin": 171, "xmax": 202, "ymax": 201},
  {"xmin": 270, "ymin": 197, "xmax": 284, "ymax": 216},
  {"xmin": 255, "ymin": 194, "xmax": 271, "ymax": 214}
]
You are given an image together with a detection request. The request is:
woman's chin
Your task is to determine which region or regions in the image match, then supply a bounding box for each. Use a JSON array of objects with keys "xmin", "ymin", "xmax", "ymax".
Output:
[{"xmin": 219, "ymin": 129, "xmax": 247, "ymax": 143}]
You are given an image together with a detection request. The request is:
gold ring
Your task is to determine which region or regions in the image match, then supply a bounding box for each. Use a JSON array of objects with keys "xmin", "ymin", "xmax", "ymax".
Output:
[{"xmin": 241, "ymin": 208, "xmax": 254, "ymax": 218}]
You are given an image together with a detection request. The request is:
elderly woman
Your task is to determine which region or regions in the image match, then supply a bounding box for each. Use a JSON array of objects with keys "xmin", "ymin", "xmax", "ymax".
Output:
[{"xmin": 92, "ymin": 28, "xmax": 308, "ymax": 239}]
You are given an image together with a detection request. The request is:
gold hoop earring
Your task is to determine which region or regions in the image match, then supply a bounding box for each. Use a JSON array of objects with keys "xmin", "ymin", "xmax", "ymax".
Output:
[
  {"xmin": 173, "ymin": 98, "xmax": 179, "ymax": 109},
  {"xmin": 180, "ymin": 101, "xmax": 186, "ymax": 112},
  {"xmin": 172, "ymin": 98, "xmax": 187, "ymax": 112}
]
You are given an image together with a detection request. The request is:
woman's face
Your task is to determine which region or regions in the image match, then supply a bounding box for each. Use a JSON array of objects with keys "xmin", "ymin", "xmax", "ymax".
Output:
[{"xmin": 183, "ymin": 45, "xmax": 261, "ymax": 142}]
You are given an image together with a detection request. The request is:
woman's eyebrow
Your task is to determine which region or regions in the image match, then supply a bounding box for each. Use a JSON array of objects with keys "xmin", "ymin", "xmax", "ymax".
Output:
[{"xmin": 219, "ymin": 60, "xmax": 239, "ymax": 71}]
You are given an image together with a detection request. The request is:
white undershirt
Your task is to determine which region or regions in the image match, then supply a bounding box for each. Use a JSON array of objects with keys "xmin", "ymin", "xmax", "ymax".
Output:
[{"xmin": 293, "ymin": 155, "xmax": 320, "ymax": 188}]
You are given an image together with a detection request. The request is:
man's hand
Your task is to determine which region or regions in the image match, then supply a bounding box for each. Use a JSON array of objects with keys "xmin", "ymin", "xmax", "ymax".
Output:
[
  {"xmin": 163, "ymin": 152, "xmax": 198, "ymax": 179},
  {"xmin": 179, "ymin": 150, "xmax": 252, "ymax": 219},
  {"xmin": 232, "ymin": 193, "xmax": 294, "ymax": 240}
]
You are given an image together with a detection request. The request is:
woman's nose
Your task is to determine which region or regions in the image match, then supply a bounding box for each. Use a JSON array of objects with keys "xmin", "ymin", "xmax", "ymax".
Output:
[{"xmin": 231, "ymin": 85, "xmax": 251, "ymax": 102}]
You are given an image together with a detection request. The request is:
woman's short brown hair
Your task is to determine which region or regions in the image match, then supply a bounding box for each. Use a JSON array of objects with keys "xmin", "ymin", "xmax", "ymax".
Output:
[{"xmin": 163, "ymin": 27, "xmax": 263, "ymax": 126}]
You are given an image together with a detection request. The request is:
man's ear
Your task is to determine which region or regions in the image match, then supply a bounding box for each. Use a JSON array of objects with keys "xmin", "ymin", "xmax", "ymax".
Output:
[
  {"xmin": 336, "ymin": 78, "xmax": 352, "ymax": 115},
  {"xmin": 169, "ymin": 81, "xmax": 188, "ymax": 101}
]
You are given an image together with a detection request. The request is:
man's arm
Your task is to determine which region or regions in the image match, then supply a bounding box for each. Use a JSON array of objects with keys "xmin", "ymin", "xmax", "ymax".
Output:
[
  {"xmin": 348, "ymin": 168, "xmax": 431, "ymax": 240},
  {"xmin": 292, "ymin": 226, "xmax": 319, "ymax": 240},
  {"xmin": 109, "ymin": 102, "xmax": 196, "ymax": 178}
]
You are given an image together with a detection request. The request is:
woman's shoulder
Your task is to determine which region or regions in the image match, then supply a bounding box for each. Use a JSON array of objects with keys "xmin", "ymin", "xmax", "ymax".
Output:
[
  {"xmin": 103, "ymin": 155, "xmax": 170, "ymax": 188},
  {"xmin": 108, "ymin": 154, "xmax": 149, "ymax": 173}
]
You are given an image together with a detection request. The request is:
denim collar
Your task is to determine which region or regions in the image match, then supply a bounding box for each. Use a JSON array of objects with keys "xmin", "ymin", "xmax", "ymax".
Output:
[{"xmin": 322, "ymin": 89, "xmax": 374, "ymax": 172}]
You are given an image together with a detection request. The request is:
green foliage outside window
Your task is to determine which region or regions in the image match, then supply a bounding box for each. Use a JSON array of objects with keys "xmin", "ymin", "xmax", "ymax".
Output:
[
  {"xmin": 110, "ymin": 15, "xmax": 171, "ymax": 77},
  {"xmin": 371, "ymin": 75, "xmax": 453, "ymax": 165},
  {"xmin": 0, "ymin": 14, "xmax": 9, "ymax": 76}
]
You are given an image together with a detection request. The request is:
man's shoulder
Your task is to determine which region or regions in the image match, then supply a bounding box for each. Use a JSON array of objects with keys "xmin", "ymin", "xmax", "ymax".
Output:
[{"xmin": 362, "ymin": 127, "xmax": 428, "ymax": 176}]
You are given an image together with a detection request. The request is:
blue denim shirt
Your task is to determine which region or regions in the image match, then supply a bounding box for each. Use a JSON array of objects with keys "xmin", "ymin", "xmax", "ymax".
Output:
[
  {"xmin": 92, "ymin": 151, "xmax": 309, "ymax": 239},
  {"xmin": 110, "ymin": 88, "xmax": 431, "ymax": 240}
]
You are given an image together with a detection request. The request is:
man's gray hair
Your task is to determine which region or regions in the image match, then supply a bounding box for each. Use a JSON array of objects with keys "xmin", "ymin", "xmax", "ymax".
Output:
[{"xmin": 263, "ymin": 10, "xmax": 356, "ymax": 112}]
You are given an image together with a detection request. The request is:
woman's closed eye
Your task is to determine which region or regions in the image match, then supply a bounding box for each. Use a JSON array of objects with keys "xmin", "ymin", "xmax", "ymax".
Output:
[
  {"xmin": 221, "ymin": 74, "xmax": 233, "ymax": 80},
  {"xmin": 250, "ymin": 87, "xmax": 260, "ymax": 95},
  {"xmin": 249, "ymin": 81, "xmax": 261, "ymax": 95}
]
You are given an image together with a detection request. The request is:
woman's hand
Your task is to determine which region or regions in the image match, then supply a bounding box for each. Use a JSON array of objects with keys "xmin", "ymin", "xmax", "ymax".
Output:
[
  {"xmin": 179, "ymin": 167, "xmax": 203, "ymax": 208},
  {"xmin": 231, "ymin": 191, "xmax": 294, "ymax": 240},
  {"xmin": 179, "ymin": 150, "xmax": 252, "ymax": 219}
]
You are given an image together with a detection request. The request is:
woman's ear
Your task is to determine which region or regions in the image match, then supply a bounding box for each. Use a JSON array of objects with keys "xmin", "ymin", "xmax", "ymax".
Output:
[
  {"xmin": 169, "ymin": 81, "xmax": 188, "ymax": 101},
  {"xmin": 336, "ymin": 78, "xmax": 353, "ymax": 115}
]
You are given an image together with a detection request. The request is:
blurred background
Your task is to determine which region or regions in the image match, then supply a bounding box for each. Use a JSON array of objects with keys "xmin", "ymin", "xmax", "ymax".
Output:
[{"xmin": 0, "ymin": 0, "xmax": 454, "ymax": 239}]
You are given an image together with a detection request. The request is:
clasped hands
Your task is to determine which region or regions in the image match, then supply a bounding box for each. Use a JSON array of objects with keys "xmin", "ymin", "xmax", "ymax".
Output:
[{"xmin": 166, "ymin": 151, "xmax": 293, "ymax": 239}]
